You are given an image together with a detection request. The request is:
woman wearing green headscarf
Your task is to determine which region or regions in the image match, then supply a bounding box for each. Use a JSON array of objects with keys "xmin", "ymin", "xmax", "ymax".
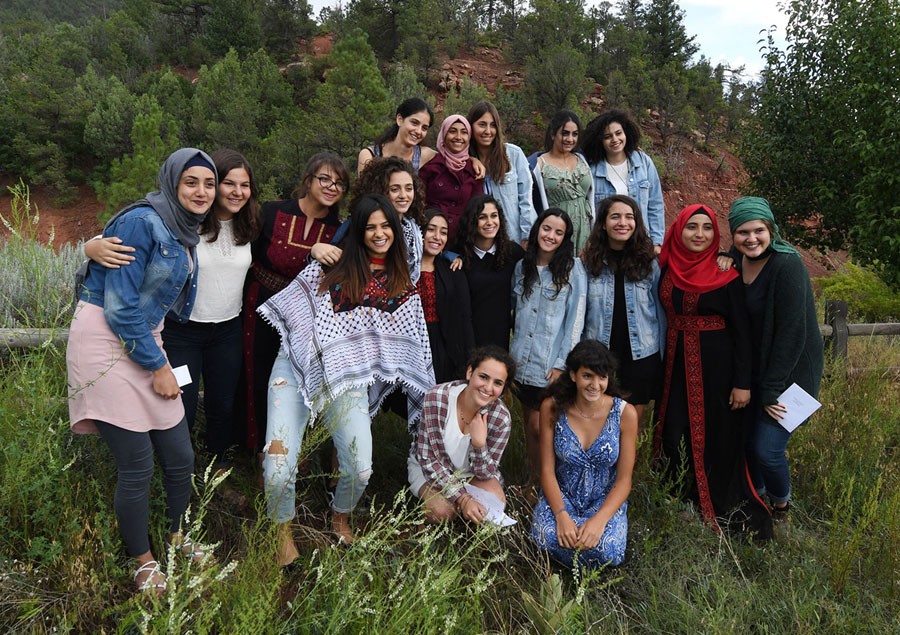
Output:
[{"xmin": 728, "ymin": 196, "xmax": 824, "ymax": 534}]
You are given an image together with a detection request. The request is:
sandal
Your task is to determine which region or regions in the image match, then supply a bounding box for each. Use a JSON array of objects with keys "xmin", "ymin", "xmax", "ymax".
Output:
[
  {"xmin": 134, "ymin": 560, "xmax": 167, "ymax": 594},
  {"xmin": 170, "ymin": 534, "xmax": 216, "ymax": 566}
]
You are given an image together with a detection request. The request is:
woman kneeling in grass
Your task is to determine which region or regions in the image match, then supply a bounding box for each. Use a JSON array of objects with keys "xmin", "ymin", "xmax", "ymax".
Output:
[
  {"xmin": 531, "ymin": 340, "xmax": 637, "ymax": 568},
  {"xmin": 408, "ymin": 346, "xmax": 516, "ymax": 524}
]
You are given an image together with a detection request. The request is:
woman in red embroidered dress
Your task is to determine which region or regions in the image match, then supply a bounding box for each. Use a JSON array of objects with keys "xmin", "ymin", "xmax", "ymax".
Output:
[
  {"xmin": 241, "ymin": 153, "xmax": 350, "ymax": 453},
  {"xmin": 655, "ymin": 204, "xmax": 771, "ymax": 536}
]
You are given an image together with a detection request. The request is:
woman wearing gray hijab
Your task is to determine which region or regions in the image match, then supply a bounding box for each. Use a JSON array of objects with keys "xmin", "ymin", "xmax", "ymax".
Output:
[{"xmin": 67, "ymin": 148, "xmax": 217, "ymax": 593}]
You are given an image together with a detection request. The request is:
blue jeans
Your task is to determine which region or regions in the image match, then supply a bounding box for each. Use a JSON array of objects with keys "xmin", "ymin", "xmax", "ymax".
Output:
[
  {"xmin": 748, "ymin": 410, "xmax": 792, "ymax": 505},
  {"xmin": 264, "ymin": 349, "xmax": 373, "ymax": 522},
  {"xmin": 163, "ymin": 316, "xmax": 242, "ymax": 458}
]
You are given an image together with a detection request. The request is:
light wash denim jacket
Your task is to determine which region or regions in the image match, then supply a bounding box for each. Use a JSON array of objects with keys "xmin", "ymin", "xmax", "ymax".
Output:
[
  {"xmin": 484, "ymin": 143, "xmax": 537, "ymax": 244},
  {"xmin": 591, "ymin": 150, "xmax": 665, "ymax": 246},
  {"xmin": 80, "ymin": 207, "xmax": 197, "ymax": 371},
  {"xmin": 583, "ymin": 258, "xmax": 666, "ymax": 361},
  {"xmin": 511, "ymin": 258, "xmax": 586, "ymax": 386}
]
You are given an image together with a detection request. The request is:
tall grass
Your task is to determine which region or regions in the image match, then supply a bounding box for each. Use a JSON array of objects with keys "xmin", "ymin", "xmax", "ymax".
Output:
[{"xmin": 1, "ymin": 193, "xmax": 898, "ymax": 632}]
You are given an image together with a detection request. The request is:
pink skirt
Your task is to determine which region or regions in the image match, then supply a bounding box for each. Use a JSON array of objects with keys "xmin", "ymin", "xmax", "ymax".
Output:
[{"xmin": 67, "ymin": 302, "xmax": 184, "ymax": 434}]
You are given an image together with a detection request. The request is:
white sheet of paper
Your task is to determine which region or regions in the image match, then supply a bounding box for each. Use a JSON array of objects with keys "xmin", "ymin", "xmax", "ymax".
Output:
[
  {"xmin": 172, "ymin": 364, "xmax": 192, "ymax": 387},
  {"xmin": 775, "ymin": 383, "xmax": 822, "ymax": 432},
  {"xmin": 464, "ymin": 483, "xmax": 517, "ymax": 527}
]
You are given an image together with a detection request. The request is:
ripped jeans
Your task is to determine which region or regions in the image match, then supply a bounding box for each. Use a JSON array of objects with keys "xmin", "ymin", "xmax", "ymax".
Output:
[{"xmin": 264, "ymin": 348, "xmax": 373, "ymax": 522}]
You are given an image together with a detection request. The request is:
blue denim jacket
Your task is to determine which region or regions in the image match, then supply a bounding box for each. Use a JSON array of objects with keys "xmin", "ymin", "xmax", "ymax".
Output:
[
  {"xmin": 484, "ymin": 143, "xmax": 537, "ymax": 244},
  {"xmin": 591, "ymin": 150, "xmax": 665, "ymax": 246},
  {"xmin": 511, "ymin": 259, "xmax": 586, "ymax": 386},
  {"xmin": 583, "ymin": 259, "xmax": 666, "ymax": 361},
  {"xmin": 80, "ymin": 207, "xmax": 197, "ymax": 371}
]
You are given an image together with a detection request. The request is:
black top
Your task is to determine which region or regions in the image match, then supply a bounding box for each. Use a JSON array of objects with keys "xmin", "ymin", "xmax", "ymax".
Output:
[{"xmin": 465, "ymin": 243, "xmax": 526, "ymax": 350}]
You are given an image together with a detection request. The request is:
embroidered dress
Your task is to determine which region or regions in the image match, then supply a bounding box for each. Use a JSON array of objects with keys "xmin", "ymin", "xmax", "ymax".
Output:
[
  {"xmin": 258, "ymin": 261, "xmax": 434, "ymax": 426},
  {"xmin": 531, "ymin": 399, "xmax": 628, "ymax": 568}
]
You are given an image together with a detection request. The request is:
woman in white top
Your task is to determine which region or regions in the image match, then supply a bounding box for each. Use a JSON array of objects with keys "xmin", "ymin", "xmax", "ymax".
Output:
[{"xmin": 83, "ymin": 149, "xmax": 259, "ymax": 465}]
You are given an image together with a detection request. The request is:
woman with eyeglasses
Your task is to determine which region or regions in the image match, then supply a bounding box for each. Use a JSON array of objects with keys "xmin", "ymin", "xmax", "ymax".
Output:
[
  {"xmin": 241, "ymin": 153, "xmax": 350, "ymax": 455},
  {"xmin": 527, "ymin": 111, "xmax": 594, "ymax": 252}
]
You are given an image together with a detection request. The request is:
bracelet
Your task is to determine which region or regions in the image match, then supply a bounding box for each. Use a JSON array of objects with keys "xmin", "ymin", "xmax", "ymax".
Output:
[{"xmin": 553, "ymin": 507, "xmax": 566, "ymax": 518}]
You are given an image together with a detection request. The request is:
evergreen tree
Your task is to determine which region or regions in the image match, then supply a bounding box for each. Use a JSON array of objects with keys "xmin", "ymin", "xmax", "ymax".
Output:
[{"xmin": 202, "ymin": 0, "xmax": 262, "ymax": 58}]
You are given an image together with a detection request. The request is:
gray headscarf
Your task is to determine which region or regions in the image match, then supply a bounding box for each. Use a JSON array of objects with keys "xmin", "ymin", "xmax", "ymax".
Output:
[{"xmin": 105, "ymin": 148, "xmax": 217, "ymax": 247}]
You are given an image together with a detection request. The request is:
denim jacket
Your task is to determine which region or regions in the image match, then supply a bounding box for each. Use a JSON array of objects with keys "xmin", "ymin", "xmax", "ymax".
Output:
[
  {"xmin": 80, "ymin": 206, "xmax": 197, "ymax": 371},
  {"xmin": 511, "ymin": 258, "xmax": 586, "ymax": 386},
  {"xmin": 591, "ymin": 150, "xmax": 665, "ymax": 246},
  {"xmin": 484, "ymin": 143, "xmax": 536, "ymax": 244},
  {"xmin": 583, "ymin": 259, "xmax": 665, "ymax": 361}
]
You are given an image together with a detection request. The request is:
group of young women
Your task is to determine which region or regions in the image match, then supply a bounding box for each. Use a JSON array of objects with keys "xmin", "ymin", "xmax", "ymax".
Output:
[{"xmin": 66, "ymin": 96, "xmax": 823, "ymax": 590}]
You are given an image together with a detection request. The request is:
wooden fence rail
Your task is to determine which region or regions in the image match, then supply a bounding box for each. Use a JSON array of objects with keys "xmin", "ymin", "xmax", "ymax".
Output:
[{"xmin": 2, "ymin": 300, "xmax": 898, "ymax": 364}]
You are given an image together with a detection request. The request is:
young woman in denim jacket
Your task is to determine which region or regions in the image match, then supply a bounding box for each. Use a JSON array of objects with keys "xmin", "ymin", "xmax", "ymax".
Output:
[
  {"xmin": 581, "ymin": 110, "xmax": 666, "ymax": 252},
  {"xmin": 581, "ymin": 195, "xmax": 665, "ymax": 427},
  {"xmin": 467, "ymin": 101, "xmax": 536, "ymax": 246},
  {"xmin": 511, "ymin": 208, "xmax": 586, "ymax": 482},
  {"xmin": 86, "ymin": 150, "xmax": 260, "ymax": 473},
  {"xmin": 68, "ymin": 148, "xmax": 217, "ymax": 593}
]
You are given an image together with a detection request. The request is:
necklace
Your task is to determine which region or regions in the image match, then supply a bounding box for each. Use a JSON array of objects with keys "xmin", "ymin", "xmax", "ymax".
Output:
[
  {"xmin": 607, "ymin": 160, "xmax": 629, "ymax": 193},
  {"xmin": 369, "ymin": 256, "xmax": 386, "ymax": 266},
  {"xmin": 573, "ymin": 397, "xmax": 607, "ymax": 420}
]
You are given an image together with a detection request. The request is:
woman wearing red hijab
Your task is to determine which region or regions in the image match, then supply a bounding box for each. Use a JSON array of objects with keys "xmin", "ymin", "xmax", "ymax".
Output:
[
  {"xmin": 419, "ymin": 114, "xmax": 484, "ymax": 241},
  {"xmin": 655, "ymin": 205, "xmax": 771, "ymax": 536}
]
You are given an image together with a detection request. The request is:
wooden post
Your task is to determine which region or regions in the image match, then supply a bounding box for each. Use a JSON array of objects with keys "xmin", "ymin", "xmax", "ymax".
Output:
[{"xmin": 825, "ymin": 299, "xmax": 849, "ymax": 362}]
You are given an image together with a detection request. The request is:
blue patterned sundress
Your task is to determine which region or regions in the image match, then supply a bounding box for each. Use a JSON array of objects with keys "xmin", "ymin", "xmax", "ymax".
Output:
[{"xmin": 530, "ymin": 398, "xmax": 628, "ymax": 568}]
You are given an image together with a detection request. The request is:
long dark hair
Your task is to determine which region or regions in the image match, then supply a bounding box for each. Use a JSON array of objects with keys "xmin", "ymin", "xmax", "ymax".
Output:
[
  {"xmin": 319, "ymin": 194, "xmax": 410, "ymax": 303},
  {"xmin": 521, "ymin": 208, "xmax": 575, "ymax": 299},
  {"xmin": 580, "ymin": 110, "xmax": 642, "ymax": 165},
  {"xmin": 373, "ymin": 98, "xmax": 434, "ymax": 149},
  {"xmin": 544, "ymin": 340, "xmax": 622, "ymax": 411},
  {"xmin": 291, "ymin": 152, "xmax": 349, "ymax": 215},
  {"xmin": 352, "ymin": 156, "xmax": 425, "ymax": 226},
  {"xmin": 543, "ymin": 110, "xmax": 581, "ymax": 152},
  {"xmin": 466, "ymin": 345, "xmax": 517, "ymax": 396},
  {"xmin": 582, "ymin": 195, "xmax": 655, "ymax": 281},
  {"xmin": 200, "ymin": 148, "xmax": 260, "ymax": 245},
  {"xmin": 467, "ymin": 100, "xmax": 510, "ymax": 182},
  {"xmin": 456, "ymin": 194, "xmax": 515, "ymax": 271}
]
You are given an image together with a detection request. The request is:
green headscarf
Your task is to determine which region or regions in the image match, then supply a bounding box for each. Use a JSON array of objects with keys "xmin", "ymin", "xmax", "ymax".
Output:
[{"xmin": 728, "ymin": 196, "xmax": 798, "ymax": 255}]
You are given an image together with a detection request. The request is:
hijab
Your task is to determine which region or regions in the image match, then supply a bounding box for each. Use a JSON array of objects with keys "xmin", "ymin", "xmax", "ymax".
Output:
[
  {"xmin": 659, "ymin": 204, "xmax": 738, "ymax": 294},
  {"xmin": 437, "ymin": 115, "xmax": 472, "ymax": 173},
  {"xmin": 104, "ymin": 148, "xmax": 217, "ymax": 247},
  {"xmin": 728, "ymin": 196, "xmax": 799, "ymax": 256}
]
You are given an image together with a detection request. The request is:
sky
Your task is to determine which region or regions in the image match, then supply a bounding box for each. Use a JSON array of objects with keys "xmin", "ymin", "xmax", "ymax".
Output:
[{"xmin": 307, "ymin": 0, "xmax": 790, "ymax": 78}]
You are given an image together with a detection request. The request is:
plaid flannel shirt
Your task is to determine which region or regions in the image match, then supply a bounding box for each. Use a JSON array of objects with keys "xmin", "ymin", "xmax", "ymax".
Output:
[{"xmin": 414, "ymin": 380, "xmax": 511, "ymax": 502}]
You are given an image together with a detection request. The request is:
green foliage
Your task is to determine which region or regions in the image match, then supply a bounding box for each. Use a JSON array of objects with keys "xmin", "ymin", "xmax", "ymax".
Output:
[
  {"xmin": 525, "ymin": 43, "xmax": 591, "ymax": 115},
  {"xmin": 442, "ymin": 78, "xmax": 491, "ymax": 122},
  {"xmin": 0, "ymin": 182, "xmax": 83, "ymax": 329},
  {"xmin": 96, "ymin": 96, "xmax": 181, "ymax": 220},
  {"xmin": 815, "ymin": 262, "xmax": 900, "ymax": 322},
  {"xmin": 385, "ymin": 63, "xmax": 429, "ymax": 108},
  {"xmin": 78, "ymin": 66, "xmax": 139, "ymax": 166},
  {"xmin": 260, "ymin": 0, "xmax": 316, "ymax": 62},
  {"xmin": 300, "ymin": 28, "xmax": 392, "ymax": 168},
  {"xmin": 511, "ymin": 0, "xmax": 593, "ymax": 62},
  {"xmin": 742, "ymin": 0, "xmax": 900, "ymax": 287},
  {"xmin": 202, "ymin": 0, "xmax": 262, "ymax": 58}
]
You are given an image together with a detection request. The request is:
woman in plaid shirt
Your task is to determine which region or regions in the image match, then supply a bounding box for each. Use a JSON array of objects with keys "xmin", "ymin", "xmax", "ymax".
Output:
[{"xmin": 408, "ymin": 346, "xmax": 516, "ymax": 523}]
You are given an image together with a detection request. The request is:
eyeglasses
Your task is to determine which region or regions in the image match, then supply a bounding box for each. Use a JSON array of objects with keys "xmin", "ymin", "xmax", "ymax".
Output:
[{"xmin": 315, "ymin": 175, "xmax": 347, "ymax": 191}]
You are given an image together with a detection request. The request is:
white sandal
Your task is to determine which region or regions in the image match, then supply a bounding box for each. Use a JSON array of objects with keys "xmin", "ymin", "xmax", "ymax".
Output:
[
  {"xmin": 171, "ymin": 535, "xmax": 216, "ymax": 565},
  {"xmin": 133, "ymin": 560, "xmax": 167, "ymax": 593}
]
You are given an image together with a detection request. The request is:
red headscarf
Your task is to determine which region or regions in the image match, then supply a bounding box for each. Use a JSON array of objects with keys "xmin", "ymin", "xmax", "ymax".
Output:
[{"xmin": 658, "ymin": 204, "xmax": 738, "ymax": 294}]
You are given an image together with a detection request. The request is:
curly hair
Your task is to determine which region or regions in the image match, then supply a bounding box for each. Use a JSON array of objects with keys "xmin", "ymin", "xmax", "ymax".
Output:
[
  {"xmin": 455, "ymin": 194, "xmax": 515, "ymax": 271},
  {"xmin": 543, "ymin": 340, "xmax": 622, "ymax": 411},
  {"xmin": 520, "ymin": 208, "xmax": 575, "ymax": 300},
  {"xmin": 582, "ymin": 195, "xmax": 655, "ymax": 281},
  {"xmin": 351, "ymin": 156, "xmax": 425, "ymax": 226},
  {"xmin": 466, "ymin": 345, "xmax": 517, "ymax": 395},
  {"xmin": 580, "ymin": 110, "xmax": 642, "ymax": 165},
  {"xmin": 200, "ymin": 148, "xmax": 260, "ymax": 245}
]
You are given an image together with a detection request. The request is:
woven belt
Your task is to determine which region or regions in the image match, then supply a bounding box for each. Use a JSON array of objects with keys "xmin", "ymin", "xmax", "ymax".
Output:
[
  {"xmin": 253, "ymin": 263, "xmax": 292, "ymax": 292},
  {"xmin": 668, "ymin": 314, "xmax": 726, "ymax": 331}
]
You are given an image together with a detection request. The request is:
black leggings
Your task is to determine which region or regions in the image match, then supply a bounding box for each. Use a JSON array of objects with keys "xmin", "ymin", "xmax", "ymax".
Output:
[{"xmin": 95, "ymin": 418, "xmax": 194, "ymax": 557}]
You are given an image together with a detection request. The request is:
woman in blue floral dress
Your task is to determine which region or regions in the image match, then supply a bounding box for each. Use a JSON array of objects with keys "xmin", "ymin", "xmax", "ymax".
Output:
[{"xmin": 531, "ymin": 340, "xmax": 637, "ymax": 568}]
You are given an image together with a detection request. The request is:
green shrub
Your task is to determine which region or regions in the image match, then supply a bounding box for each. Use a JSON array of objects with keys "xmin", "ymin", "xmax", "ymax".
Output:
[{"xmin": 816, "ymin": 261, "xmax": 900, "ymax": 322}]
